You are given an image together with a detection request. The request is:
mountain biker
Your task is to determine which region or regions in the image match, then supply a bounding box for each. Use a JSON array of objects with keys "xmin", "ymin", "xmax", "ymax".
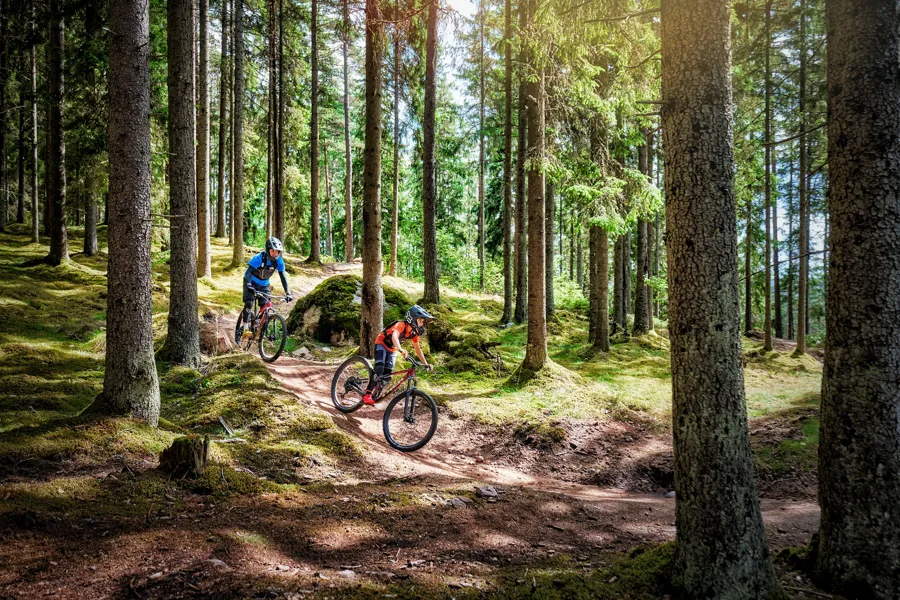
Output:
[
  {"xmin": 240, "ymin": 236, "xmax": 292, "ymax": 327},
  {"xmin": 362, "ymin": 305, "xmax": 435, "ymax": 405}
]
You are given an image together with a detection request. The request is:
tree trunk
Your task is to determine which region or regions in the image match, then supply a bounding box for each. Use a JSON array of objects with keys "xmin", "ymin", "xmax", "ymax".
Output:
[
  {"xmin": 265, "ymin": 0, "xmax": 275, "ymax": 241},
  {"xmin": 343, "ymin": 0, "xmax": 353, "ymax": 262},
  {"xmin": 787, "ymin": 150, "xmax": 794, "ymax": 340},
  {"xmin": 568, "ymin": 217, "xmax": 573, "ymax": 280},
  {"xmin": 215, "ymin": 0, "xmax": 228, "ymax": 238},
  {"xmin": 46, "ymin": 0, "xmax": 67, "ymax": 265},
  {"xmin": 421, "ymin": 0, "xmax": 439, "ymax": 304},
  {"xmin": 83, "ymin": 170, "xmax": 98, "ymax": 256},
  {"xmin": 164, "ymin": 0, "xmax": 200, "ymax": 369},
  {"xmin": 159, "ymin": 435, "xmax": 209, "ymax": 477},
  {"xmin": 101, "ymin": 0, "xmax": 161, "ymax": 426},
  {"xmin": 514, "ymin": 66, "xmax": 527, "ymax": 321},
  {"xmin": 308, "ymin": 0, "xmax": 321, "ymax": 262},
  {"xmin": 613, "ymin": 235, "xmax": 624, "ymax": 331},
  {"xmin": 763, "ymin": 0, "xmax": 773, "ymax": 351},
  {"xmin": 594, "ymin": 226, "xmax": 609, "ymax": 351},
  {"xmin": 275, "ymin": 0, "xmax": 284, "ymax": 241},
  {"xmin": 633, "ymin": 140, "xmax": 650, "ymax": 336},
  {"xmin": 501, "ymin": 0, "xmax": 513, "ymax": 323},
  {"xmin": 772, "ymin": 146, "xmax": 782, "ymax": 339},
  {"xmin": 17, "ymin": 72, "xmax": 25, "ymax": 224},
  {"xmin": 389, "ymin": 12, "xmax": 399, "ymax": 276},
  {"xmin": 545, "ymin": 179, "xmax": 554, "ymax": 317},
  {"xmin": 795, "ymin": 0, "xmax": 808, "ymax": 355},
  {"xmin": 647, "ymin": 129, "xmax": 656, "ymax": 328},
  {"xmin": 0, "ymin": 0, "xmax": 7, "ymax": 233},
  {"xmin": 324, "ymin": 140, "xmax": 333, "ymax": 256},
  {"xmin": 522, "ymin": 47, "xmax": 545, "ymax": 372},
  {"xmin": 197, "ymin": 0, "xmax": 211, "ymax": 277},
  {"xmin": 228, "ymin": 0, "xmax": 235, "ymax": 246},
  {"xmin": 817, "ymin": 2, "xmax": 900, "ymax": 596},
  {"xmin": 478, "ymin": 0, "xmax": 486, "ymax": 291},
  {"xmin": 31, "ymin": 0, "xmax": 38, "ymax": 244},
  {"xmin": 359, "ymin": 0, "xmax": 384, "ymax": 358},
  {"xmin": 588, "ymin": 222, "xmax": 597, "ymax": 343},
  {"xmin": 576, "ymin": 229, "xmax": 582, "ymax": 287},
  {"xmin": 661, "ymin": 0, "xmax": 782, "ymax": 595},
  {"xmin": 231, "ymin": 0, "xmax": 244, "ymax": 265}
]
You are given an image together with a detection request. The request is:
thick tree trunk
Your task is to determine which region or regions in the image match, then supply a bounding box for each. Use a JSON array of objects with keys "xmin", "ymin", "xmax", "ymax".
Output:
[
  {"xmin": 795, "ymin": 0, "xmax": 808, "ymax": 355},
  {"xmin": 343, "ymin": 0, "xmax": 353, "ymax": 262},
  {"xmin": 231, "ymin": 0, "xmax": 244, "ymax": 265},
  {"xmin": 787, "ymin": 154, "xmax": 794, "ymax": 340},
  {"xmin": 31, "ymin": 0, "xmax": 38, "ymax": 244},
  {"xmin": 478, "ymin": 0, "xmax": 486, "ymax": 291},
  {"xmin": 228, "ymin": 0, "xmax": 235, "ymax": 246},
  {"xmin": 763, "ymin": 0, "xmax": 773, "ymax": 351},
  {"xmin": 359, "ymin": 0, "xmax": 384, "ymax": 359},
  {"xmin": 661, "ymin": 0, "xmax": 782, "ymax": 595},
  {"xmin": 501, "ymin": 0, "xmax": 513, "ymax": 323},
  {"xmin": 101, "ymin": 0, "xmax": 161, "ymax": 425},
  {"xmin": 522, "ymin": 52, "xmax": 545, "ymax": 372},
  {"xmin": 421, "ymin": 0, "xmax": 439, "ymax": 304},
  {"xmin": 197, "ymin": 0, "xmax": 211, "ymax": 277},
  {"xmin": 0, "ymin": 0, "xmax": 7, "ymax": 233},
  {"xmin": 624, "ymin": 232, "xmax": 632, "ymax": 317},
  {"xmin": 164, "ymin": 0, "xmax": 200, "ymax": 369},
  {"xmin": 308, "ymin": 0, "xmax": 321, "ymax": 262},
  {"xmin": 772, "ymin": 149, "xmax": 782, "ymax": 339},
  {"xmin": 514, "ymin": 81, "xmax": 527, "ymax": 322},
  {"xmin": 46, "ymin": 0, "xmax": 67, "ymax": 265},
  {"xmin": 265, "ymin": 0, "xmax": 275, "ymax": 241},
  {"xmin": 545, "ymin": 180, "xmax": 554, "ymax": 317},
  {"xmin": 275, "ymin": 0, "xmax": 284, "ymax": 241},
  {"xmin": 647, "ymin": 130, "xmax": 656, "ymax": 329},
  {"xmin": 613, "ymin": 236, "xmax": 624, "ymax": 331},
  {"xmin": 817, "ymin": 2, "xmax": 900, "ymax": 596},
  {"xmin": 568, "ymin": 218, "xmax": 573, "ymax": 280},
  {"xmin": 633, "ymin": 140, "xmax": 650, "ymax": 336},
  {"xmin": 215, "ymin": 0, "xmax": 228, "ymax": 238},
  {"xmin": 324, "ymin": 140, "xmax": 333, "ymax": 256},
  {"xmin": 588, "ymin": 222, "xmax": 597, "ymax": 342},
  {"xmin": 576, "ymin": 229, "xmax": 582, "ymax": 287},
  {"xmin": 389, "ymin": 15, "xmax": 399, "ymax": 276}
]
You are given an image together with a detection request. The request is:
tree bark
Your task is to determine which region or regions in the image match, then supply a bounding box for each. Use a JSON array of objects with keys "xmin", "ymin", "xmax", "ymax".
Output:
[
  {"xmin": 613, "ymin": 235, "xmax": 624, "ymax": 330},
  {"xmin": 275, "ymin": 0, "xmax": 284, "ymax": 240},
  {"xmin": 763, "ymin": 0, "xmax": 773, "ymax": 352},
  {"xmin": 17, "ymin": 70, "xmax": 25, "ymax": 225},
  {"xmin": 501, "ymin": 0, "xmax": 513, "ymax": 323},
  {"xmin": 633, "ymin": 140, "xmax": 650, "ymax": 336},
  {"xmin": 522, "ymin": 46, "xmax": 545, "ymax": 371},
  {"xmin": 0, "ymin": 0, "xmax": 7, "ymax": 233},
  {"xmin": 478, "ymin": 0, "xmax": 486, "ymax": 291},
  {"xmin": 101, "ymin": 0, "xmax": 161, "ymax": 426},
  {"xmin": 421, "ymin": 0, "xmax": 440, "ymax": 304},
  {"xmin": 215, "ymin": 0, "xmax": 228, "ymax": 238},
  {"xmin": 594, "ymin": 226, "xmax": 609, "ymax": 351},
  {"xmin": 164, "ymin": 0, "xmax": 200, "ymax": 369},
  {"xmin": 389, "ymin": 12, "xmax": 399, "ymax": 276},
  {"xmin": 308, "ymin": 0, "xmax": 321, "ymax": 262},
  {"xmin": 817, "ymin": 1, "xmax": 900, "ymax": 596},
  {"xmin": 576, "ymin": 228, "xmax": 582, "ymax": 287},
  {"xmin": 83, "ymin": 169, "xmax": 98, "ymax": 256},
  {"xmin": 231, "ymin": 0, "xmax": 244, "ymax": 265},
  {"xmin": 545, "ymin": 179, "xmax": 554, "ymax": 317},
  {"xmin": 325, "ymin": 141, "xmax": 333, "ymax": 256},
  {"xmin": 795, "ymin": 0, "xmax": 808, "ymax": 355},
  {"xmin": 772, "ymin": 145, "xmax": 782, "ymax": 339},
  {"xmin": 787, "ymin": 151, "xmax": 794, "ymax": 340},
  {"xmin": 228, "ymin": 0, "xmax": 235, "ymax": 246},
  {"xmin": 30, "ymin": 0, "xmax": 38, "ymax": 243},
  {"xmin": 359, "ymin": 0, "xmax": 384, "ymax": 358},
  {"xmin": 514, "ymin": 61, "xmax": 527, "ymax": 321},
  {"xmin": 197, "ymin": 0, "xmax": 211, "ymax": 277},
  {"xmin": 46, "ymin": 0, "xmax": 67, "ymax": 265},
  {"xmin": 661, "ymin": 0, "xmax": 781, "ymax": 595},
  {"xmin": 343, "ymin": 0, "xmax": 353, "ymax": 262}
]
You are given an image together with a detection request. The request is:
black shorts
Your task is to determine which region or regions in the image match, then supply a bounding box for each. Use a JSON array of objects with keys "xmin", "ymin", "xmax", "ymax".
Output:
[
  {"xmin": 243, "ymin": 283, "xmax": 271, "ymax": 308},
  {"xmin": 373, "ymin": 343, "xmax": 396, "ymax": 378}
]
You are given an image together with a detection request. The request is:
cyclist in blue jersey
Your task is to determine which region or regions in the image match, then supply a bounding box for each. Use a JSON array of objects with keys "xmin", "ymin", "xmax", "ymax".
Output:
[{"xmin": 240, "ymin": 237, "xmax": 293, "ymax": 327}]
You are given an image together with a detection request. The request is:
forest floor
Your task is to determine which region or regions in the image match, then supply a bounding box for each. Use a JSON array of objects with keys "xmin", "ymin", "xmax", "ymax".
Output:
[{"xmin": 0, "ymin": 224, "xmax": 828, "ymax": 599}]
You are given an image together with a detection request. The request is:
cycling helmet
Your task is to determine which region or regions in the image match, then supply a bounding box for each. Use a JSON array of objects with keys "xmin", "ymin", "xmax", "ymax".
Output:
[
  {"xmin": 265, "ymin": 236, "xmax": 284, "ymax": 254},
  {"xmin": 405, "ymin": 304, "xmax": 436, "ymax": 336}
]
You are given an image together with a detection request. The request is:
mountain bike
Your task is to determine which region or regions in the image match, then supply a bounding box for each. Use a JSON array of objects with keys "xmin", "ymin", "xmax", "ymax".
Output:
[
  {"xmin": 234, "ymin": 288, "xmax": 288, "ymax": 363},
  {"xmin": 331, "ymin": 354, "xmax": 438, "ymax": 452}
]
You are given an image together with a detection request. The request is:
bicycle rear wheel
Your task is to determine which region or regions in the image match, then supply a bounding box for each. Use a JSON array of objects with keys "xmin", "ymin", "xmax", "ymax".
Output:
[
  {"xmin": 382, "ymin": 390, "xmax": 438, "ymax": 452},
  {"xmin": 258, "ymin": 313, "xmax": 287, "ymax": 362},
  {"xmin": 331, "ymin": 355, "xmax": 373, "ymax": 413}
]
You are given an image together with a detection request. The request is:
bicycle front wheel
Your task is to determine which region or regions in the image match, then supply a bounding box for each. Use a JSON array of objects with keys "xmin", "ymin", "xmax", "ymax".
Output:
[
  {"xmin": 383, "ymin": 390, "xmax": 438, "ymax": 452},
  {"xmin": 258, "ymin": 313, "xmax": 287, "ymax": 362},
  {"xmin": 331, "ymin": 355, "xmax": 373, "ymax": 413}
]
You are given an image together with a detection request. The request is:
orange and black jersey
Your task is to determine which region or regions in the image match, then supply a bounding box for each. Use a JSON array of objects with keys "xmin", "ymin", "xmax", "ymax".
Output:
[{"xmin": 375, "ymin": 321, "xmax": 419, "ymax": 353}]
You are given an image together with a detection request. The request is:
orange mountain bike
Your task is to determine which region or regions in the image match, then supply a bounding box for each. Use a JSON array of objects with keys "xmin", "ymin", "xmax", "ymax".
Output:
[{"xmin": 331, "ymin": 355, "xmax": 438, "ymax": 452}]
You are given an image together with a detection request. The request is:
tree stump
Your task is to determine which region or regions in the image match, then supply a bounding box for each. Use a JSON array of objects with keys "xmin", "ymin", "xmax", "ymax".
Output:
[{"xmin": 159, "ymin": 435, "xmax": 210, "ymax": 477}]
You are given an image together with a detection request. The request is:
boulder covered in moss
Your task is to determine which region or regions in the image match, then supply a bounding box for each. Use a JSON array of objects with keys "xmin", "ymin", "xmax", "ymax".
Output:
[
  {"xmin": 427, "ymin": 319, "xmax": 503, "ymax": 376},
  {"xmin": 286, "ymin": 275, "xmax": 411, "ymax": 345}
]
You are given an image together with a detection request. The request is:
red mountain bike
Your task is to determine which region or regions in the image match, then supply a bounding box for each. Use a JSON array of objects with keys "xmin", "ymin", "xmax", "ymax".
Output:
[
  {"xmin": 234, "ymin": 288, "xmax": 288, "ymax": 363},
  {"xmin": 331, "ymin": 355, "xmax": 438, "ymax": 452}
]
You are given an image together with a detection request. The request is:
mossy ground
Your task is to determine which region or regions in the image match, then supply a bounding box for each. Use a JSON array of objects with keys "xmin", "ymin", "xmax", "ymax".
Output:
[{"xmin": 0, "ymin": 225, "xmax": 824, "ymax": 598}]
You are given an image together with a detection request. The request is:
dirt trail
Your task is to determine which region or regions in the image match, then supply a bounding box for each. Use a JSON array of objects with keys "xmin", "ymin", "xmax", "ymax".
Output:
[{"xmin": 265, "ymin": 263, "xmax": 821, "ymax": 542}]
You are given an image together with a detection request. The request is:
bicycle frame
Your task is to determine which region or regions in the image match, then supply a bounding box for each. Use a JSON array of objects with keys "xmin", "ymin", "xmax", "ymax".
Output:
[{"xmin": 376, "ymin": 367, "xmax": 416, "ymax": 402}]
